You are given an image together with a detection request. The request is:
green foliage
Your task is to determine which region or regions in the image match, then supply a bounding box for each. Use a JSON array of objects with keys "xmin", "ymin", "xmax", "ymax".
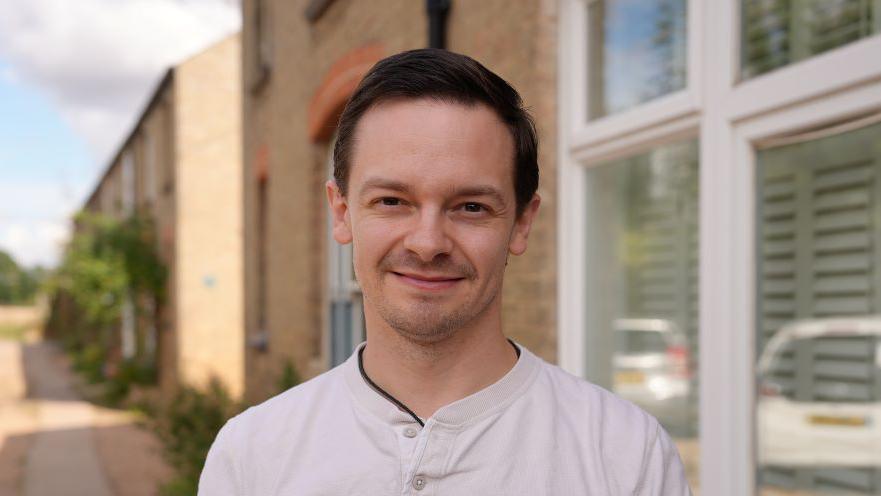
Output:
[
  {"xmin": 104, "ymin": 359, "xmax": 157, "ymax": 405},
  {"xmin": 0, "ymin": 323, "xmax": 28, "ymax": 341},
  {"xmin": 155, "ymin": 379, "xmax": 241, "ymax": 496},
  {"xmin": 72, "ymin": 343, "xmax": 107, "ymax": 384},
  {"xmin": 276, "ymin": 359, "xmax": 301, "ymax": 393},
  {"xmin": 51, "ymin": 212, "xmax": 166, "ymax": 335},
  {"xmin": 0, "ymin": 249, "xmax": 43, "ymax": 304},
  {"xmin": 153, "ymin": 363, "xmax": 302, "ymax": 496},
  {"xmin": 159, "ymin": 477, "xmax": 200, "ymax": 496}
]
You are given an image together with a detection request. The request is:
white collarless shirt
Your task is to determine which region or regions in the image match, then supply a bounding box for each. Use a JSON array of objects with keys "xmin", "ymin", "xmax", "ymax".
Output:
[{"xmin": 199, "ymin": 342, "xmax": 691, "ymax": 495}]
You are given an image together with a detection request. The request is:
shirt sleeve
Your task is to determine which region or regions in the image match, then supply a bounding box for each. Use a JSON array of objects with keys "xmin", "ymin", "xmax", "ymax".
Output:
[
  {"xmin": 637, "ymin": 422, "xmax": 692, "ymax": 496},
  {"xmin": 198, "ymin": 416, "xmax": 243, "ymax": 496}
]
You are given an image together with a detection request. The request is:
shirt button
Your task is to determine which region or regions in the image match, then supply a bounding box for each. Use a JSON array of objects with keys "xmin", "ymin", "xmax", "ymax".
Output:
[
  {"xmin": 412, "ymin": 476, "xmax": 426, "ymax": 490},
  {"xmin": 404, "ymin": 427, "xmax": 418, "ymax": 438}
]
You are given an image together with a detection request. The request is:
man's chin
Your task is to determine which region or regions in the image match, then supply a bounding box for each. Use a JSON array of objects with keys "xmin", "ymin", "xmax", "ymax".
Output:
[{"xmin": 379, "ymin": 307, "xmax": 464, "ymax": 343}]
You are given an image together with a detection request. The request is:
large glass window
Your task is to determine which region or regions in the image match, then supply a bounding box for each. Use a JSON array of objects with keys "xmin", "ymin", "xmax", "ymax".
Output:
[
  {"xmin": 328, "ymin": 237, "xmax": 364, "ymax": 367},
  {"xmin": 326, "ymin": 141, "xmax": 364, "ymax": 367},
  {"xmin": 741, "ymin": 0, "xmax": 880, "ymax": 79},
  {"xmin": 585, "ymin": 140, "xmax": 700, "ymax": 486},
  {"xmin": 587, "ymin": 0, "xmax": 688, "ymax": 119},
  {"xmin": 756, "ymin": 120, "xmax": 881, "ymax": 494}
]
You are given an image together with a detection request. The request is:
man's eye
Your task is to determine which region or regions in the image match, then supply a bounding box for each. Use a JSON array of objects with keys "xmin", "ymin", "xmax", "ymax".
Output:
[
  {"xmin": 462, "ymin": 203, "xmax": 485, "ymax": 213},
  {"xmin": 380, "ymin": 197, "xmax": 402, "ymax": 206}
]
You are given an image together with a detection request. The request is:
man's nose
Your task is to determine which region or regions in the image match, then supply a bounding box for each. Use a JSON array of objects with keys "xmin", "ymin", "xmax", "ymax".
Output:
[{"xmin": 402, "ymin": 209, "xmax": 453, "ymax": 262}]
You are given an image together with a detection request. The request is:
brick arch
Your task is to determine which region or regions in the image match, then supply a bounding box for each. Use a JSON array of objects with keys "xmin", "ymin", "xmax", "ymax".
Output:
[{"xmin": 308, "ymin": 43, "xmax": 385, "ymax": 142}]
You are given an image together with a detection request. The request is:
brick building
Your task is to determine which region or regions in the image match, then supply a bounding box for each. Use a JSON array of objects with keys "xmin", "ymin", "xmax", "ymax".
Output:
[
  {"xmin": 80, "ymin": 34, "xmax": 245, "ymax": 399},
  {"xmin": 239, "ymin": 0, "xmax": 558, "ymax": 403}
]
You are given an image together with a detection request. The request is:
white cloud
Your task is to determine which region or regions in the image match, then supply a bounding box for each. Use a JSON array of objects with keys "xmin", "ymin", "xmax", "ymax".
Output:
[
  {"xmin": 0, "ymin": 220, "xmax": 70, "ymax": 268},
  {"xmin": 0, "ymin": 0, "xmax": 241, "ymax": 163},
  {"xmin": 0, "ymin": 0, "xmax": 239, "ymax": 268},
  {"xmin": 0, "ymin": 180, "xmax": 83, "ymax": 268}
]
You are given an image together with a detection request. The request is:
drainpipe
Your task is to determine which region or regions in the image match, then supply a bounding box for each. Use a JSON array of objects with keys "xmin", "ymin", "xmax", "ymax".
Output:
[{"xmin": 426, "ymin": 0, "xmax": 451, "ymax": 49}]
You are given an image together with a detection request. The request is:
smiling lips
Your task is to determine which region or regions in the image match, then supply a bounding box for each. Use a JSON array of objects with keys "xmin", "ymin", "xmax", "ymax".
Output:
[{"xmin": 392, "ymin": 271, "xmax": 465, "ymax": 290}]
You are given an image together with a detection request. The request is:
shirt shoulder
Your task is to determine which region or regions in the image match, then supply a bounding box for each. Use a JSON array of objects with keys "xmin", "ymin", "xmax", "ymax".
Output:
[
  {"xmin": 199, "ymin": 367, "xmax": 351, "ymax": 495},
  {"xmin": 232, "ymin": 364, "xmax": 346, "ymax": 442},
  {"xmin": 529, "ymin": 359, "xmax": 690, "ymax": 494},
  {"xmin": 535, "ymin": 359, "xmax": 658, "ymax": 436}
]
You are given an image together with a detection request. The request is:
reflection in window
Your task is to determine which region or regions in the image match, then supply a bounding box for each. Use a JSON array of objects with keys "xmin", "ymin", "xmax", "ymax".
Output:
[
  {"xmin": 587, "ymin": 0, "xmax": 688, "ymax": 119},
  {"xmin": 741, "ymin": 0, "xmax": 879, "ymax": 79},
  {"xmin": 756, "ymin": 121, "xmax": 881, "ymax": 494},
  {"xmin": 585, "ymin": 140, "xmax": 699, "ymax": 486}
]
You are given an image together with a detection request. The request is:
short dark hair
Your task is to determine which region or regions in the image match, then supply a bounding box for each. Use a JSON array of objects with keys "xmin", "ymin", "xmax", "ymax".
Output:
[{"xmin": 333, "ymin": 48, "xmax": 539, "ymax": 216}]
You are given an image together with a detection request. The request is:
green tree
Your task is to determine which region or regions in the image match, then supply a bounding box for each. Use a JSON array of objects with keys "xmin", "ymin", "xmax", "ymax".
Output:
[
  {"xmin": 0, "ymin": 249, "xmax": 42, "ymax": 304},
  {"xmin": 49, "ymin": 211, "xmax": 166, "ymax": 358}
]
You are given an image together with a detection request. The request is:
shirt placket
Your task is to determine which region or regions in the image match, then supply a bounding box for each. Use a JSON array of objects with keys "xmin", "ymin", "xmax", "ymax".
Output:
[
  {"xmin": 396, "ymin": 420, "xmax": 423, "ymax": 483},
  {"xmin": 400, "ymin": 419, "xmax": 454, "ymax": 496}
]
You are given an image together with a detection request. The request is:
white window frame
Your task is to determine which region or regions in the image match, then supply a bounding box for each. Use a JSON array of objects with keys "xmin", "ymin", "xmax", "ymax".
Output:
[
  {"xmin": 559, "ymin": 0, "xmax": 881, "ymax": 494},
  {"xmin": 568, "ymin": 0, "xmax": 704, "ymax": 164}
]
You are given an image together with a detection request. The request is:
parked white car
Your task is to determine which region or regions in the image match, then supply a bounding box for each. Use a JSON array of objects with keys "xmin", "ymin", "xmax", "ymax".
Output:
[
  {"xmin": 612, "ymin": 318, "xmax": 692, "ymax": 430},
  {"xmin": 757, "ymin": 316, "xmax": 881, "ymax": 468}
]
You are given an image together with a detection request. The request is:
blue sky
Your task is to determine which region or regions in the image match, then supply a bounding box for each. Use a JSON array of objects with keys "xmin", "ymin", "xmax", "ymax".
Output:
[
  {"xmin": 0, "ymin": 59, "xmax": 95, "ymax": 268},
  {"xmin": 0, "ymin": 0, "xmax": 240, "ymax": 269}
]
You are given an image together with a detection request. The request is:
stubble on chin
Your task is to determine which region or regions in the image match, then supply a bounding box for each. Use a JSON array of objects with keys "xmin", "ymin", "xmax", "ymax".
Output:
[
  {"xmin": 380, "ymin": 300, "xmax": 469, "ymax": 345},
  {"xmin": 366, "ymin": 277, "xmax": 500, "ymax": 350},
  {"xmin": 361, "ymin": 251, "xmax": 503, "ymax": 349}
]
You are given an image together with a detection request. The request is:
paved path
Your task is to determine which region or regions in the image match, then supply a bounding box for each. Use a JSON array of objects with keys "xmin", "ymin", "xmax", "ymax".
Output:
[
  {"xmin": 20, "ymin": 341, "xmax": 113, "ymax": 496},
  {"xmin": 0, "ymin": 339, "xmax": 170, "ymax": 496}
]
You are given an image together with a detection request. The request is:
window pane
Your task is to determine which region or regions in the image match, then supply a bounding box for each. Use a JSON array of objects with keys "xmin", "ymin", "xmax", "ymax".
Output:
[
  {"xmin": 330, "ymin": 300, "xmax": 353, "ymax": 367},
  {"xmin": 587, "ymin": 0, "xmax": 688, "ymax": 119},
  {"xmin": 741, "ymin": 0, "xmax": 879, "ymax": 79},
  {"xmin": 756, "ymin": 121, "xmax": 881, "ymax": 494},
  {"xmin": 585, "ymin": 140, "xmax": 700, "ymax": 489}
]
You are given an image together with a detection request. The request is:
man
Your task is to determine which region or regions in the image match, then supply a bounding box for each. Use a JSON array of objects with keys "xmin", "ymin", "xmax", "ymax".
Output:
[{"xmin": 199, "ymin": 49, "xmax": 691, "ymax": 495}]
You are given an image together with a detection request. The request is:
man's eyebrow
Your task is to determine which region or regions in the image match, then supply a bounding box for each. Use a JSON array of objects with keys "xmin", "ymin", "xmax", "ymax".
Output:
[
  {"xmin": 453, "ymin": 185, "xmax": 507, "ymax": 205},
  {"xmin": 358, "ymin": 178, "xmax": 411, "ymax": 197},
  {"xmin": 358, "ymin": 179, "xmax": 507, "ymax": 206}
]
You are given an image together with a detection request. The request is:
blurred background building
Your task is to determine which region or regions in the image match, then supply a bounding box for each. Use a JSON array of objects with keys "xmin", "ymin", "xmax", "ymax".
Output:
[{"xmin": 64, "ymin": 34, "xmax": 244, "ymax": 399}]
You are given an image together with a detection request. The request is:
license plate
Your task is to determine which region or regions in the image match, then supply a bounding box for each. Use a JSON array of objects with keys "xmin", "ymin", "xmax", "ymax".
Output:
[
  {"xmin": 807, "ymin": 414, "xmax": 867, "ymax": 427},
  {"xmin": 615, "ymin": 371, "xmax": 645, "ymax": 385}
]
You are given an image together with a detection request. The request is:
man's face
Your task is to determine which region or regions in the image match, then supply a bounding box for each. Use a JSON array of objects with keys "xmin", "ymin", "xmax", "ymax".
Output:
[{"xmin": 327, "ymin": 98, "xmax": 539, "ymax": 344}]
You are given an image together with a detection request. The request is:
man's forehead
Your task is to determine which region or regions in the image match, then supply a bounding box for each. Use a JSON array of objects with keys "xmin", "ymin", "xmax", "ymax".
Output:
[
  {"xmin": 355, "ymin": 98, "xmax": 508, "ymax": 142},
  {"xmin": 348, "ymin": 99, "xmax": 515, "ymax": 185}
]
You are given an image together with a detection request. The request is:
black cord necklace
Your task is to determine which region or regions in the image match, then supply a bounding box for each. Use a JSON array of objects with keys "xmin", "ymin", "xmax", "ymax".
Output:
[{"xmin": 357, "ymin": 340, "xmax": 521, "ymax": 428}]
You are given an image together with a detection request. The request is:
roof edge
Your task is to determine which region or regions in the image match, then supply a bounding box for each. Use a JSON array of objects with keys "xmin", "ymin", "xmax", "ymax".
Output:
[{"xmin": 83, "ymin": 68, "xmax": 174, "ymax": 209}]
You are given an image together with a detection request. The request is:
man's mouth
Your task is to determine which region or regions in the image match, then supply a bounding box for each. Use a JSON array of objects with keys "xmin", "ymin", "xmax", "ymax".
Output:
[{"xmin": 391, "ymin": 271, "xmax": 465, "ymax": 290}]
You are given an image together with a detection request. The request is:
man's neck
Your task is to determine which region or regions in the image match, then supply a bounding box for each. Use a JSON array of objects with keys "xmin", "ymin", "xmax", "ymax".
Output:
[{"xmin": 360, "ymin": 312, "xmax": 519, "ymax": 421}]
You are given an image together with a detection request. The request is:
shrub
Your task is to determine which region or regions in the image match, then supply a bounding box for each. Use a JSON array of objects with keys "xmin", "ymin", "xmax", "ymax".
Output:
[
  {"xmin": 48, "ymin": 211, "xmax": 166, "ymax": 358},
  {"xmin": 0, "ymin": 323, "xmax": 28, "ymax": 341},
  {"xmin": 104, "ymin": 359, "xmax": 157, "ymax": 406},
  {"xmin": 155, "ymin": 379, "xmax": 240, "ymax": 496},
  {"xmin": 154, "ymin": 362, "xmax": 302, "ymax": 495},
  {"xmin": 277, "ymin": 359, "xmax": 301, "ymax": 393},
  {"xmin": 73, "ymin": 343, "xmax": 106, "ymax": 384}
]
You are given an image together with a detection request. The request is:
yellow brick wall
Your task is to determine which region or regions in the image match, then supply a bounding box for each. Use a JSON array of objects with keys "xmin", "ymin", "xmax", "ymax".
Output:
[{"xmin": 174, "ymin": 34, "xmax": 245, "ymax": 399}]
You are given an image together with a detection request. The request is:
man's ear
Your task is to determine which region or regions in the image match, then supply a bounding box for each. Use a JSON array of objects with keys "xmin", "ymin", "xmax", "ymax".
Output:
[
  {"xmin": 326, "ymin": 179, "xmax": 352, "ymax": 245},
  {"xmin": 508, "ymin": 194, "xmax": 541, "ymax": 256}
]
